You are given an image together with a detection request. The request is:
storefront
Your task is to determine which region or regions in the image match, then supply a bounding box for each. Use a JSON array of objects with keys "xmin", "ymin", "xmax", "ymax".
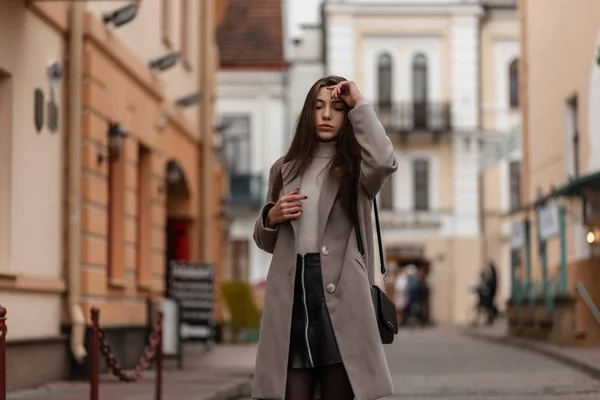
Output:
[{"xmin": 508, "ymin": 171, "xmax": 600, "ymax": 343}]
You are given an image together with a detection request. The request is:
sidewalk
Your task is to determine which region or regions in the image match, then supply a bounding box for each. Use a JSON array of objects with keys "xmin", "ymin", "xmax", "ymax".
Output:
[
  {"xmin": 7, "ymin": 344, "xmax": 257, "ymax": 400},
  {"xmin": 463, "ymin": 319, "xmax": 600, "ymax": 380}
]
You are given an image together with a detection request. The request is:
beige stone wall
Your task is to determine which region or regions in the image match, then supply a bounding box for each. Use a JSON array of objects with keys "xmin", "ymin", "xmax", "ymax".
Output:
[
  {"xmin": 0, "ymin": 0, "xmax": 67, "ymax": 340},
  {"xmin": 519, "ymin": 0, "xmax": 600, "ymax": 339}
]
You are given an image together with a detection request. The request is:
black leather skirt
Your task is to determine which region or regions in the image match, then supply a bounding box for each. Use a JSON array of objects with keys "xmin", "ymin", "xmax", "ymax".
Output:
[{"xmin": 288, "ymin": 253, "xmax": 343, "ymax": 369}]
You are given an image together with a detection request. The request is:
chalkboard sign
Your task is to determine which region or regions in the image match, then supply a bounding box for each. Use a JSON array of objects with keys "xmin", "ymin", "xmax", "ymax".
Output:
[{"xmin": 166, "ymin": 261, "xmax": 215, "ymax": 342}]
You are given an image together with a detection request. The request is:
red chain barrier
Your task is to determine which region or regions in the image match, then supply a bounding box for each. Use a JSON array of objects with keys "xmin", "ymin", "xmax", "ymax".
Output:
[
  {"xmin": 90, "ymin": 307, "xmax": 163, "ymax": 400},
  {"xmin": 0, "ymin": 307, "xmax": 6, "ymax": 400}
]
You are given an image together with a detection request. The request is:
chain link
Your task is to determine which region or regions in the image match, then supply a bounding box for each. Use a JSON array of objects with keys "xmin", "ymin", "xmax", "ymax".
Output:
[
  {"xmin": 95, "ymin": 317, "xmax": 162, "ymax": 383},
  {"xmin": 383, "ymin": 273, "xmax": 388, "ymax": 294}
]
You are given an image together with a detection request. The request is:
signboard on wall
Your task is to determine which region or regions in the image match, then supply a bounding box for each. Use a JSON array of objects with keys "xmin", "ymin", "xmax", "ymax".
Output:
[
  {"xmin": 537, "ymin": 203, "xmax": 560, "ymax": 241},
  {"xmin": 510, "ymin": 221, "xmax": 525, "ymax": 249},
  {"xmin": 166, "ymin": 261, "xmax": 215, "ymax": 342}
]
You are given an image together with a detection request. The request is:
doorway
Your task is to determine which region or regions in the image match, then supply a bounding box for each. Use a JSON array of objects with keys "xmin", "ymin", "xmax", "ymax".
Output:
[{"xmin": 164, "ymin": 160, "xmax": 192, "ymax": 289}]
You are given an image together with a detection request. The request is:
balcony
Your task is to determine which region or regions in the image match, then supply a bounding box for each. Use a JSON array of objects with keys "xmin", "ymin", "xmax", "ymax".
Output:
[
  {"xmin": 373, "ymin": 102, "xmax": 452, "ymax": 140},
  {"xmin": 378, "ymin": 209, "xmax": 456, "ymax": 236},
  {"xmin": 229, "ymin": 173, "xmax": 264, "ymax": 208}
]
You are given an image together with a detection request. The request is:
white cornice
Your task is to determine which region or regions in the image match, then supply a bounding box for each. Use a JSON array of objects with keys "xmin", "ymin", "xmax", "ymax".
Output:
[{"xmin": 325, "ymin": 2, "xmax": 484, "ymax": 17}]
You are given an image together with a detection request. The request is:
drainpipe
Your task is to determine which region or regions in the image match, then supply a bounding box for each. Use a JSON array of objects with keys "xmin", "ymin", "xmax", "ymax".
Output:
[
  {"xmin": 199, "ymin": 0, "xmax": 214, "ymax": 261},
  {"xmin": 67, "ymin": 1, "xmax": 87, "ymax": 363}
]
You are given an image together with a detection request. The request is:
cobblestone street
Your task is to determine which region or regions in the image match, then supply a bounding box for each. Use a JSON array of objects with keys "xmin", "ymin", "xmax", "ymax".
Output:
[{"xmin": 380, "ymin": 326, "xmax": 600, "ymax": 400}]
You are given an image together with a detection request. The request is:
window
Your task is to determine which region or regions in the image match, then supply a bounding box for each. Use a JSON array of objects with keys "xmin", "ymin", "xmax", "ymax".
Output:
[
  {"xmin": 377, "ymin": 53, "xmax": 393, "ymax": 128},
  {"xmin": 412, "ymin": 54, "xmax": 428, "ymax": 129},
  {"xmin": 412, "ymin": 54, "xmax": 428, "ymax": 103},
  {"xmin": 413, "ymin": 159, "xmax": 429, "ymax": 211},
  {"xmin": 221, "ymin": 115, "xmax": 251, "ymax": 174},
  {"xmin": 509, "ymin": 59, "xmax": 519, "ymax": 108},
  {"xmin": 137, "ymin": 146, "xmax": 152, "ymax": 288},
  {"xmin": 108, "ymin": 141, "xmax": 126, "ymax": 284},
  {"xmin": 509, "ymin": 160, "xmax": 521, "ymax": 211},
  {"xmin": 230, "ymin": 239, "xmax": 249, "ymax": 281},
  {"xmin": 378, "ymin": 53, "xmax": 393, "ymax": 107},
  {"xmin": 565, "ymin": 95, "xmax": 579, "ymax": 178}
]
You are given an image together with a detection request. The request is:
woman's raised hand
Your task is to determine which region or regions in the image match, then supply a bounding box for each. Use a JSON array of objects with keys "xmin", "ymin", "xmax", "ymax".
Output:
[
  {"xmin": 328, "ymin": 80, "xmax": 365, "ymax": 109},
  {"xmin": 267, "ymin": 189, "xmax": 307, "ymax": 228}
]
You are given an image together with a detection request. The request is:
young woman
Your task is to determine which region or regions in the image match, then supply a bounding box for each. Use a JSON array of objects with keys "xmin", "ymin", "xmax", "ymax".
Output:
[{"xmin": 251, "ymin": 76, "xmax": 398, "ymax": 400}]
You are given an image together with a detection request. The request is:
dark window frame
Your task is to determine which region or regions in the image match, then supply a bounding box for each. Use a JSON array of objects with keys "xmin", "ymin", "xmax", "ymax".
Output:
[
  {"xmin": 509, "ymin": 160, "xmax": 521, "ymax": 211},
  {"xmin": 220, "ymin": 114, "xmax": 252, "ymax": 174},
  {"xmin": 413, "ymin": 158, "xmax": 430, "ymax": 211},
  {"xmin": 509, "ymin": 58, "xmax": 519, "ymax": 109}
]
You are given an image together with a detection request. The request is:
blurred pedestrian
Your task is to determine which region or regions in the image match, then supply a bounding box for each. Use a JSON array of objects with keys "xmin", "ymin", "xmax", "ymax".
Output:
[
  {"xmin": 252, "ymin": 76, "xmax": 397, "ymax": 400},
  {"xmin": 485, "ymin": 261, "xmax": 498, "ymax": 325},
  {"xmin": 402, "ymin": 264, "xmax": 426, "ymax": 327},
  {"xmin": 393, "ymin": 267, "xmax": 408, "ymax": 325}
]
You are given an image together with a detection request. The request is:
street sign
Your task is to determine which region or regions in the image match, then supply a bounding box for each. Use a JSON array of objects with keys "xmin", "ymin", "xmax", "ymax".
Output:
[
  {"xmin": 479, "ymin": 126, "xmax": 521, "ymax": 169},
  {"xmin": 537, "ymin": 203, "xmax": 560, "ymax": 241},
  {"xmin": 167, "ymin": 261, "xmax": 215, "ymax": 343},
  {"xmin": 510, "ymin": 221, "xmax": 525, "ymax": 249}
]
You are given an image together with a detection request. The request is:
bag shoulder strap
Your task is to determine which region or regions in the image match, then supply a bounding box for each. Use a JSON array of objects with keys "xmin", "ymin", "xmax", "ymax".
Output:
[{"xmin": 355, "ymin": 198, "xmax": 385, "ymax": 276}]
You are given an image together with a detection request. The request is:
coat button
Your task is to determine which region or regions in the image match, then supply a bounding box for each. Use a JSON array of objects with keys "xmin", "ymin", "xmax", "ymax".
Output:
[
  {"xmin": 326, "ymin": 283, "xmax": 336, "ymax": 293},
  {"xmin": 321, "ymin": 245, "xmax": 329, "ymax": 256}
]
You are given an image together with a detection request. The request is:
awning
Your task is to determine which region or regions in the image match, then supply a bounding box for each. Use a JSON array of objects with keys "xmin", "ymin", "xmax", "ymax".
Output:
[
  {"xmin": 548, "ymin": 170, "xmax": 600, "ymax": 198},
  {"xmin": 502, "ymin": 170, "xmax": 600, "ymax": 217}
]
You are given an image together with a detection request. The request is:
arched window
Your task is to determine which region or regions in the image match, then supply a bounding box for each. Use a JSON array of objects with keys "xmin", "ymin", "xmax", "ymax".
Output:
[
  {"xmin": 412, "ymin": 53, "xmax": 428, "ymax": 103},
  {"xmin": 509, "ymin": 58, "xmax": 519, "ymax": 108},
  {"xmin": 412, "ymin": 54, "xmax": 428, "ymax": 129},
  {"xmin": 378, "ymin": 53, "xmax": 393, "ymax": 107}
]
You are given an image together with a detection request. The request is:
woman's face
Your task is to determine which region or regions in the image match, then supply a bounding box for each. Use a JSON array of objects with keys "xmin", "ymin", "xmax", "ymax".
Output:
[{"xmin": 314, "ymin": 86, "xmax": 346, "ymax": 141}]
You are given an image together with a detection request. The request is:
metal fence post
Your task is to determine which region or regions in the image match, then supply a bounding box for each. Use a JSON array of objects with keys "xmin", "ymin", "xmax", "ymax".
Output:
[
  {"xmin": 0, "ymin": 307, "xmax": 6, "ymax": 400},
  {"xmin": 90, "ymin": 308, "xmax": 100, "ymax": 400},
  {"xmin": 155, "ymin": 311, "xmax": 163, "ymax": 400}
]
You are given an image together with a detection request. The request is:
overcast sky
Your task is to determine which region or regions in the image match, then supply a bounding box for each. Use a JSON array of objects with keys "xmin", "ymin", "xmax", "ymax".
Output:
[{"xmin": 288, "ymin": 0, "xmax": 322, "ymax": 38}]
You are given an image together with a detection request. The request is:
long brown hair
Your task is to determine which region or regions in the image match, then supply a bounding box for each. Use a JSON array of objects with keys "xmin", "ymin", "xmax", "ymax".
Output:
[{"xmin": 271, "ymin": 75, "xmax": 361, "ymax": 223}]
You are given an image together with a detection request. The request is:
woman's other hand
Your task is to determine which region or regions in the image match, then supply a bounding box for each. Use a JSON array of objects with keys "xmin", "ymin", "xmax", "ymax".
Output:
[
  {"xmin": 267, "ymin": 189, "xmax": 307, "ymax": 228},
  {"xmin": 328, "ymin": 80, "xmax": 365, "ymax": 109}
]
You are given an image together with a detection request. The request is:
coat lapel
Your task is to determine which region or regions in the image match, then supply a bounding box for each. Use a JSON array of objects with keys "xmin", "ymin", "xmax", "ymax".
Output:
[
  {"xmin": 317, "ymin": 172, "xmax": 340, "ymax": 242},
  {"xmin": 281, "ymin": 161, "xmax": 301, "ymax": 237}
]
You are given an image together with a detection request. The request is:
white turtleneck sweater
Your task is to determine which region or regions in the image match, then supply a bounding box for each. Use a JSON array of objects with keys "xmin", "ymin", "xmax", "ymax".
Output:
[{"xmin": 297, "ymin": 141, "xmax": 337, "ymax": 255}]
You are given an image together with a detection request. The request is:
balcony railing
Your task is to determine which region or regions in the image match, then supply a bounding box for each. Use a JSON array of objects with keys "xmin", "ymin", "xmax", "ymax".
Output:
[
  {"xmin": 372, "ymin": 102, "xmax": 452, "ymax": 134},
  {"xmin": 229, "ymin": 173, "xmax": 264, "ymax": 207}
]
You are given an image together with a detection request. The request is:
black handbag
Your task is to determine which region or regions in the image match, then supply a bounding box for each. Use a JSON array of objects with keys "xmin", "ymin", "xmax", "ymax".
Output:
[{"xmin": 355, "ymin": 198, "xmax": 399, "ymax": 344}]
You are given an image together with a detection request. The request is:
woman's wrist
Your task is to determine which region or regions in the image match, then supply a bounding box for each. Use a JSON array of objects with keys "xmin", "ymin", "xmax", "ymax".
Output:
[{"xmin": 266, "ymin": 210, "xmax": 278, "ymax": 229}]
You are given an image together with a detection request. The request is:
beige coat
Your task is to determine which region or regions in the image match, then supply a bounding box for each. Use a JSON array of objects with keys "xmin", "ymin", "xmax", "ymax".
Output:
[{"xmin": 251, "ymin": 104, "xmax": 398, "ymax": 400}]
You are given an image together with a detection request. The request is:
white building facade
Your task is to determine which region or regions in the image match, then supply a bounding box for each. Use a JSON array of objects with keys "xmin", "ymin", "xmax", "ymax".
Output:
[
  {"xmin": 324, "ymin": 0, "xmax": 520, "ymax": 324},
  {"xmin": 217, "ymin": 71, "xmax": 288, "ymax": 283},
  {"xmin": 216, "ymin": 0, "xmax": 290, "ymax": 284}
]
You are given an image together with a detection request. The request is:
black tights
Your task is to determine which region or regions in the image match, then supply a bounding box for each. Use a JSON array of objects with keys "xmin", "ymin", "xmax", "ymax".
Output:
[{"xmin": 285, "ymin": 363, "xmax": 354, "ymax": 400}]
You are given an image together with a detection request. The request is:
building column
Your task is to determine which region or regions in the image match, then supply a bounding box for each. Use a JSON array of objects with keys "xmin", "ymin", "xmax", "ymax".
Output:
[{"xmin": 325, "ymin": 15, "xmax": 356, "ymax": 80}]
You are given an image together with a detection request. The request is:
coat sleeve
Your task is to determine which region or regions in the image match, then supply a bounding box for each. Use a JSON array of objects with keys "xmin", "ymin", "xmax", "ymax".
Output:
[
  {"xmin": 253, "ymin": 160, "xmax": 282, "ymax": 254},
  {"xmin": 348, "ymin": 102, "xmax": 398, "ymax": 198}
]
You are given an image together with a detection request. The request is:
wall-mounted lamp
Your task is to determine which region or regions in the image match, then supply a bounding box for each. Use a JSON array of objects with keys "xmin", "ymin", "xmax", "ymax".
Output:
[
  {"xmin": 175, "ymin": 92, "xmax": 201, "ymax": 108},
  {"xmin": 149, "ymin": 52, "xmax": 180, "ymax": 71},
  {"xmin": 167, "ymin": 161, "xmax": 181, "ymax": 184},
  {"xmin": 103, "ymin": 2, "xmax": 139, "ymax": 27},
  {"xmin": 46, "ymin": 62, "xmax": 63, "ymax": 133},
  {"xmin": 97, "ymin": 122, "xmax": 128, "ymax": 165},
  {"xmin": 156, "ymin": 113, "xmax": 168, "ymax": 132},
  {"xmin": 587, "ymin": 230, "xmax": 596, "ymax": 244}
]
